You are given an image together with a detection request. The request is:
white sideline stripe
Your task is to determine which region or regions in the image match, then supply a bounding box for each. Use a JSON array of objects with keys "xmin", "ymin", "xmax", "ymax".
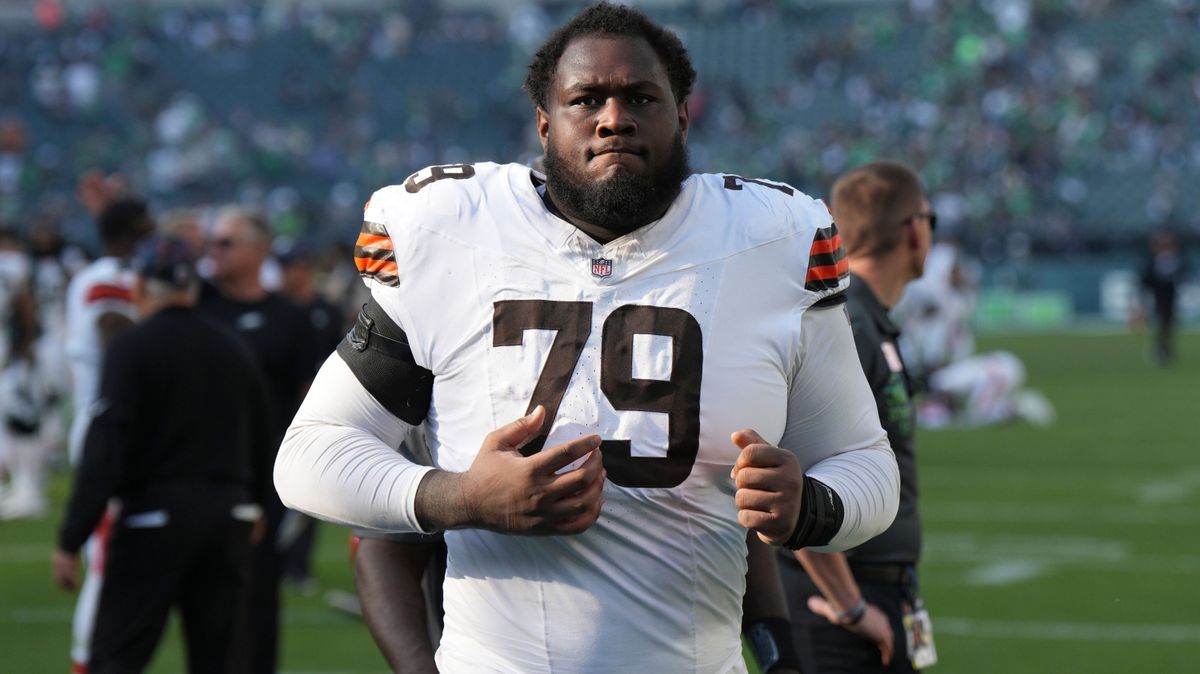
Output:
[
  {"xmin": 1137, "ymin": 468, "xmax": 1200, "ymax": 504},
  {"xmin": 937, "ymin": 617, "xmax": 1200, "ymax": 643},
  {"xmin": 923, "ymin": 502, "xmax": 1200, "ymax": 526},
  {"xmin": 923, "ymin": 533, "xmax": 1200, "ymax": 576},
  {"xmin": 963, "ymin": 560, "xmax": 1050, "ymax": 586}
]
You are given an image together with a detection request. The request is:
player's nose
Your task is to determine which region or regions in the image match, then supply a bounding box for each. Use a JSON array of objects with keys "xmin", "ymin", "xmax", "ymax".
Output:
[{"xmin": 596, "ymin": 98, "xmax": 636, "ymax": 137}]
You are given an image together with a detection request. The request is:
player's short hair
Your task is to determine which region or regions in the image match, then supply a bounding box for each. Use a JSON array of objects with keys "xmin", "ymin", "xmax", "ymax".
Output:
[
  {"xmin": 830, "ymin": 161, "xmax": 925, "ymax": 259},
  {"xmin": 97, "ymin": 197, "xmax": 153, "ymax": 247},
  {"xmin": 216, "ymin": 205, "xmax": 273, "ymax": 243},
  {"xmin": 523, "ymin": 2, "xmax": 696, "ymax": 109}
]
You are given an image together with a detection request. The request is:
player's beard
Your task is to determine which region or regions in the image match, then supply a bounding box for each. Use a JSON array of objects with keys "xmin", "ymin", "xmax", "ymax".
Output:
[{"xmin": 544, "ymin": 131, "xmax": 690, "ymax": 237}]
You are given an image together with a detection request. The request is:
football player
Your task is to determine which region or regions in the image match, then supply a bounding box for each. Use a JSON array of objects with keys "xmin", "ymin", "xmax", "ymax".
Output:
[
  {"xmin": 275, "ymin": 4, "xmax": 900, "ymax": 672},
  {"xmin": 61, "ymin": 196, "xmax": 154, "ymax": 673}
]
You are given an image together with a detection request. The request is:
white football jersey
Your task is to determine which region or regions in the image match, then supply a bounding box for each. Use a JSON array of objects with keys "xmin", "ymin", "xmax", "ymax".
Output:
[
  {"xmin": 64, "ymin": 256, "xmax": 136, "ymax": 463},
  {"xmin": 278, "ymin": 162, "xmax": 897, "ymax": 673}
]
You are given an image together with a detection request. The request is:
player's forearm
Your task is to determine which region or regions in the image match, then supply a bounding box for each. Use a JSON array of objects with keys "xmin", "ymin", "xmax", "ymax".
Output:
[
  {"xmin": 275, "ymin": 420, "xmax": 433, "ymax": 532},
  {"xmin": 794, "ymin": 549, "xmax": 861, "ymax": 612},
  {"xmin": 274, "ymin": 355, "xmax": 433, "ymax": 533},
  {"xmin": 805, "ymin": 441, "xmax": 899, "ymax": 551}
]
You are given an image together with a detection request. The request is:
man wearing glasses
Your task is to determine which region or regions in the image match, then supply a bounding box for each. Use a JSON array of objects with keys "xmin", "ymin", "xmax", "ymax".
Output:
[
  {"xmin": 199, "ymin": 207, "xmax": 318, "ymax": 674},
  {"xmin": 779, "ymin": 161, "xmax": 938, "ymax": 673}
]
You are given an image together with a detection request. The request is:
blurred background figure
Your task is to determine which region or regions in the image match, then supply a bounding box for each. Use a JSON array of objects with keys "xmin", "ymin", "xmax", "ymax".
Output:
[
  {"xmin": 1139, "ymin": 230, "xmax": 1191, "ymax": 366},
  {"xmin": 61, "ymin": 195, "xmax": 154, "ymax": 672},
  {"xmin": 894, "ymin": 241, "xmax": 1055, "ymax": 428},
  {"xmin": 54, "ymin": 235, "xmax": 274, "ymax": 674},
  {"xmin": 198, "ymin": 207, "xmax": 317, "ymax": 674},
  {"xmin": 0, "ymin": 226, "xmax": 48, "ymax": 520}
]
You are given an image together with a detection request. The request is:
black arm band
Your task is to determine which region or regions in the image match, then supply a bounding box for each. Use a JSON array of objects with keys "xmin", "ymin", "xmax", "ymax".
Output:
[
  {"xmin": 336, "ymin": 298, "xmax": 433, "ymax": 425},
  {"xmin": 785, "ymin": 475, "xmax": 845, "ymax": 550},
  {"xmin": 743, "ymin": 617, "xmax": 802, "ymax": 672}
]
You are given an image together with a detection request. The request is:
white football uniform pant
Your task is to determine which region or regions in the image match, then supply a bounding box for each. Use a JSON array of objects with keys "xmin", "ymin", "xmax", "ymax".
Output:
[
  {"xmin": 71, "ymin": 508, "xmax": 115, "ymax": 673},
  {"xmin": 927, "ymin": 351, "xmax": 1025, "ymax": 426}
]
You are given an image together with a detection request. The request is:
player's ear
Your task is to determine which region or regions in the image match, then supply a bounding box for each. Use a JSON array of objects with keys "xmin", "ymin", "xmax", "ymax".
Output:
[
  {"xmin": 536, "ymin": 107, "xmax": 550, "ymax": 151},
  {"xmin": 677, "ymin": 99, "xmax": 690, "ymax": 142}
]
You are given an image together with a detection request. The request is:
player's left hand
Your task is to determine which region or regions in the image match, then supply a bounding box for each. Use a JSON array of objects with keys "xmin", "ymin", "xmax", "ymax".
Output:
[
  {"xmin": 731, "ymin": 429, "xmax": 803, "ymax": 546},
  {"xmin": 51, "ymin": 549, "xmax": 80, "ymax": 593}
]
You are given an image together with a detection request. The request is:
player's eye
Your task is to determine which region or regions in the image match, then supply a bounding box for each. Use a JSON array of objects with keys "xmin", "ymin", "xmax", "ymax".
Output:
[
  {"xmin": 572, "ymin": 96, "xmax": 601, "ymax": 107},
  {"xmin": 629, "ymin": 95, "xmax": 652, "ymax": 105}
]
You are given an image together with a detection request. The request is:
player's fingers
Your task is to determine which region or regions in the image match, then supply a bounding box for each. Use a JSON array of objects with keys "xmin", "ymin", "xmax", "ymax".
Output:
[
  {"xmin": 486, "ymin": 406, "xmax": 546, "ymax": 451},
  {"xmin": 529, "ymin": 433, "xmax": 602, "ymax": 475},
  {"xmin": 737, "ymin": 508, "xmax": 775, "ymax": 532},
  {"xmin": 733, "ymin": 466, "xmax": 788, "ymax": 492},
  {"xmin": 734, "ymin": 488, "xmax": 778, "ymax": 513},
  {"xmin": 544, "ymin": 469, "xmax": 605, "ymax": 518},
  {"xmin": 546, "ymin": 490, "xmax": 605, "ymax": 535},
  {"xmin": 734, "ymin": 443, "xmax": 790, "ymax": 473},
  {"xmin": 731, "ymin": 428, "xmax": 769, "ymax": 450},
  {"xmin": 806, "ymin": 595, "xmax": 839, "ymax": 624},
  {"xmin": 542, "ymin": 452, "xmax": 604, "ymax": 499}
]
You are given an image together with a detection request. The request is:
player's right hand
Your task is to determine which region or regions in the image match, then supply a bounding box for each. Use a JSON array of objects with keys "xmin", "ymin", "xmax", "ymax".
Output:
[{"xmin": 460, "ymin": 406, "xmax": 606, "ymax": 535}]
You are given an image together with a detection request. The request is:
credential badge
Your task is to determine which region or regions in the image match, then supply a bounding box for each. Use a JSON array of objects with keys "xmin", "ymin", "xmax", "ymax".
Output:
[{"xmin": 591, "ymin": 257, "xmax": 613, "ymax": 278}]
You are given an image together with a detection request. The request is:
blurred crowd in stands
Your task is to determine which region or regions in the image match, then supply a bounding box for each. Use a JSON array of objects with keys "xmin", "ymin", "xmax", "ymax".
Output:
[{"xmin": 1, "ymin": 0, "xmax": 1198, "ymax": 265}]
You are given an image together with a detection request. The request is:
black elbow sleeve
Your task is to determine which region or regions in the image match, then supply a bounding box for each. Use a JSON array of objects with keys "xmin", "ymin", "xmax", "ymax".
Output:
[{"xmin": 336, "ymin": 298, "xmax": 433, "ymax": 426}]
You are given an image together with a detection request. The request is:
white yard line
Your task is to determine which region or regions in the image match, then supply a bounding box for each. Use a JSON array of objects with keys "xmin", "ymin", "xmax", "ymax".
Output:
[
  {"xmin": 922, "ymin": 501, "xmax": 1200, "ymax": 526},
  {"xmin": 936, "ymin": 617, "xmax": 1200, "ymax": 643},
  {"xmin": 1137, "ymin": 468, "xmax": 1200, "ymax": 504}
]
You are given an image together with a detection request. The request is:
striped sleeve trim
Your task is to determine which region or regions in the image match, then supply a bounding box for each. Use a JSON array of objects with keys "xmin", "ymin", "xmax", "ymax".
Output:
[
  {"xmin": 805, "ymin": 222, "xmax": 849, "ymax": 292},
  {"xmin": 354, "ymin": 221, "xmax": 398, "ymax": 287},
  {"xmin": 85, "ymin": 283, "xmax": 133, "ymax": 304}
]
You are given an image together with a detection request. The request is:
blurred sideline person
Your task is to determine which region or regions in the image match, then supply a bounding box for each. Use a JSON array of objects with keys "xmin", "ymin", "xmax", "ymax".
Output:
[
  {"xmin": 780, "ymin": 162, "xmax": 936, "ymax": 673},
  {"xmin": 198, "ymin": 207, "xmax": 317, "ymax": 674},
  {"xmin": 60, "ymin": 194, "xmax": 154, "ymax": 673},
  {"xmin": 0, "ymin": 227, "xmax": 41, "ymax": 519},
  {"xmin": 893, "ymin": 242, "xmax": 1054, "ymax": 428},
  {"xmin": 53, "ymin": 236, "xmax": 274, "ymax": 674},
  {"xmin": 1139, "ymin": 229, "xmax": 1190, "ymax": 366},
  {"xmin": 275, "ymin": 4, "xmax": 899, "ymax": 673}
]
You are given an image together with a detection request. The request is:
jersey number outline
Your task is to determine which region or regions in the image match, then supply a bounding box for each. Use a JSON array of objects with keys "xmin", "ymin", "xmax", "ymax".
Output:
[
  {"xmin": 405, "ymin": 163, "xmax": 476, "ymax": 194},
  {"xmin": 493, "ymin": 300, "xmax": 703, "ymax": 489},
  {"xmin": 722, "ymin": 174, "xmax": 794, "ymax": 196}
]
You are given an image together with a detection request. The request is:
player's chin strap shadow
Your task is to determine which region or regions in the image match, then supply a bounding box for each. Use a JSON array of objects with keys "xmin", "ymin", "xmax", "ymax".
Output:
[{"xmin": 336, "ymin": 298, "xmax": 433, "ymax": 426}]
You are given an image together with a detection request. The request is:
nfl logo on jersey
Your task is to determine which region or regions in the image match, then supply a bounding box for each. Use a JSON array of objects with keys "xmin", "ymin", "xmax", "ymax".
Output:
[{"xmin": 591, "ymin": 257, "xmax": 613, "ymax": 278}]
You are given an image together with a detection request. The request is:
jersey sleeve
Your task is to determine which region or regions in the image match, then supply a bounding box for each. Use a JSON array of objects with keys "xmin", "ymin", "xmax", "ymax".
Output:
[
  {"xmin": 779, "ymin": 303, "xmax": 899, "ymax": 551},
  {"xmin": 799, "ymin": 199, "xmax": 850, "ymax": 306}
]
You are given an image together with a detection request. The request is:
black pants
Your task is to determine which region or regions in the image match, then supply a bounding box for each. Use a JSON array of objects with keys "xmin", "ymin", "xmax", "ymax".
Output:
[
  {"xmin": 231, "ymin": 495, "xmax": 286, "ymax": 674},
  {"xmin": 780, "ymin": 561, "xmax": 918, "ymax": 674},
  {"xmin": 89, "ymin": 486, "xmax": 254, "ymax": 674},
  {"xmin": 1152, "ymin": 290, "xmax": 1177, "ymax": 364}
]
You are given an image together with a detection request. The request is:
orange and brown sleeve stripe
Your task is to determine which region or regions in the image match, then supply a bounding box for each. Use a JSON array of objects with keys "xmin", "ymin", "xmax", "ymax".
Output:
[
  {"xmin": 805, "ymin": 222, "xmax": 849, "ymax": 292},
  {"xmin": 354, "ymin": 221, "xmax": 399, "ymax": 287}
]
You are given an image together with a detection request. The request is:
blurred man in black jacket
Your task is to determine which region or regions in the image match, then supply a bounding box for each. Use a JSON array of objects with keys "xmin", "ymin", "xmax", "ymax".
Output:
[{"xmin": 54, "ymin": 236, "xmax": 274, "ymax": 674}]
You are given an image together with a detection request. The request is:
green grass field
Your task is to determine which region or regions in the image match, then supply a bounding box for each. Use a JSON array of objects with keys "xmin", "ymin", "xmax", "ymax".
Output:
[{"xmin": 3, "ymin": 331, "xmax": 1197, "ymax": 673}]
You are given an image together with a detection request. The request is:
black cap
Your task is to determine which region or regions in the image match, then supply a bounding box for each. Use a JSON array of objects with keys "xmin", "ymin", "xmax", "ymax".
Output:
[{"xmin": 132, "ymin": 235, "xmax": 197, "ymax": 288}]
